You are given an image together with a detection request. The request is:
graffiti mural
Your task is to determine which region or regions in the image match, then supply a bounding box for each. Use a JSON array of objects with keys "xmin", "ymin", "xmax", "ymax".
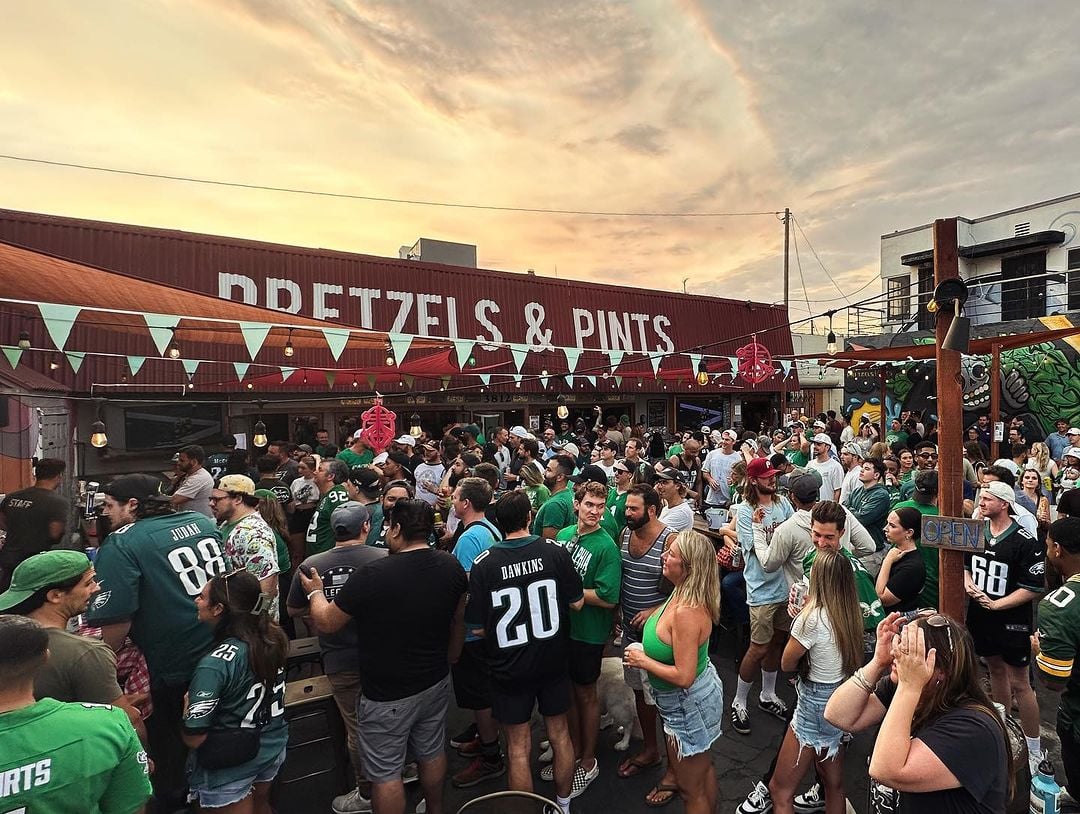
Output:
[{"xmin": 844, "ymin": 316, "xmax": 1080, "ymax": 442}]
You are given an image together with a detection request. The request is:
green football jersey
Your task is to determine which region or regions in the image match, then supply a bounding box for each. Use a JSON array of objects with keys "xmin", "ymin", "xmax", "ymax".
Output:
[
  {"xmin": 184, "ymin": 637, "xmax": 288, "ymax": 786},
  {"xmin": 0, "ymin": 697, "xmax": 150, "ymax": 813},
  {"xmin": 606, "ymin": 489, "xmax": 628, "ymax": 535},
  {"xmin": 531, "ymin": 487, "xmax": 575, "ymax": 537},
  {"xmin": 802, "ymin": 546, "xmax": 885, "ymax": 631},
  {"xmin": 86, "ymin": 511, "xmax": 225, "ymax": 683},
  {"xmin": 1037, "ymin": 575, "xmax": 1080, "ymax": 739},
  {"xmin": 306, "ymin": 485, "xmax": 351, "ymax": 556},
  {"xmin": 554, "ymin": 526, "xmax": 621, "ymax": 644}
]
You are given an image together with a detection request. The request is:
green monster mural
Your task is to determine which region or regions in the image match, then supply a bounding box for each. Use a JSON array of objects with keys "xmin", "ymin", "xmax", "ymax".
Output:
[{"xmin": 844, "ymin": 331, "xmax": 1080, "ymax": 442}]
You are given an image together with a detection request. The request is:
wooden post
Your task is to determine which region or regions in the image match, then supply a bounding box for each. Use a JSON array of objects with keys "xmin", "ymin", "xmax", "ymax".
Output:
[
  {"xmin": 933, "ymin": 218, "xmax": 966, "ymax": 621},
  {"xmin": 879, "ymin": 367, "xmax": 889, "ymax": 443},
  {"xmin": 988, "ymin": 343, "xmax": 1002, "ymax": 462}
]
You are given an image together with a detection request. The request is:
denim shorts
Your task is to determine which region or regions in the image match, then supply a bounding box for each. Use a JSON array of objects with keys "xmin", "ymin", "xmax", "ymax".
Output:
[
  {"xmin": 791, "ymin": 677, "xmax": 845, "ymax": 759},
  {"xmin": 651, "ymin": 662, "xmax": 724, "ymax": 759},
  {"xmin": 188, "ymin": 743, "xmax": 287, "ymax": 808}
]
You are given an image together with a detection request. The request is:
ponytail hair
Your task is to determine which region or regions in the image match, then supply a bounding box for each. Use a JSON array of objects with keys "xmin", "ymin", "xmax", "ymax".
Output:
[{"xmin": 206, "ymin": 571, "xmax": 288, "ymax": 687}]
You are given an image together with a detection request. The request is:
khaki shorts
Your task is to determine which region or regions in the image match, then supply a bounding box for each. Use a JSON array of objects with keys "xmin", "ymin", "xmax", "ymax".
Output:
[{"xmin": 748, "ymin": 602, "xmax": 791, "ymax": 645}]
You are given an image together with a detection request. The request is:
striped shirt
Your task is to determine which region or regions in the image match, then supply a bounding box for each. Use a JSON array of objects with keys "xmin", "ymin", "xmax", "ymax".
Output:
[{"xmin": 620, "ymin": 525, "xmax": 675, "ymax": 643}]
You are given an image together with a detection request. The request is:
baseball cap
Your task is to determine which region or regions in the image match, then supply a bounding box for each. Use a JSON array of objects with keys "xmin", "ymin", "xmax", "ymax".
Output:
[
  {"xmin": 842, "ymin": 442, "xmax": 864, "ymax": 458},
  {"xmin": 980, "ymin": 480, "xmax": 1015, "ymax": 506},
  {"xmin": 813, "ymin": 420, "xmax": 827, "ymax": 430},
  {"xmin": 746, "ymin": 457, "xmax": 780, "ymax": 480},
  {"xmin": 812, "ymin": 433, "xmax": 833, "ymax": 445},
  {"xmin": 464, "ymin": 424, "xmax": 482, "ymax": 438},
  {"xmin": 394, "ymin": 435, "xmax": 417, "ymax": 447},
  {"xmin": 789, "ymin": 470, "xmax": 823, "ymax": 503},
  {"xmin": 571, "ymin": 464, "xmax": 611, "ymax": 485},
  {"xmin": 331, "ymin": 502, "xmax": 371, "ymax": 540},
  {"xmin": 509, "ymin": 425, "xmax": 530, "ymax": 439},
  {"xmin": 349, "ymin": 466, "xmax": 381, "ymax": 491},
  {"xmin": 372, "ymin": 452, "xmax": 389, "ymax": 465},
  {"xmin": 352, "ymin": 429, "xmax": 364, "ymax": 440},
  {"xmin": 217, "ymin": 474, "xmax": 255, "ymax": 495},
  {"xmin": 654, "ymin": 467, "xmax": 686, "ymax": 484},
  {"xmin": 1068, "ymin": 428, "xmax": 1080, "ymax": 436},
  {"xmin": 612, "ymin": 459, "xmax": 631, "ymax": 474},
  {"xmin": 721, "ymin": 429, "xmax": 738, "ymax": 442},
  {"xmin": 599, "ymin": 439, "xmax": 619, "ymax": 452},
  {"xmin": 0, "ymin": 550, "xmax": 93, "ymax": 611},
  {"xmin": 298, "ymin": 444, "xmax": 313, "ymax": 454},
  {"xmin": 772, "ymin": 428, "xmax": 790, "ymax": 439},
  {"xmin": 1064, "ymin": 447, "xmax": 1080, "ymax": 460},
  {"xmin": 556, "ymin": 442, "xmax": 580, "ymax": 458},
  {"xmin": 105, "ymin": 473, "xmax": 168, "ymax": 505}
]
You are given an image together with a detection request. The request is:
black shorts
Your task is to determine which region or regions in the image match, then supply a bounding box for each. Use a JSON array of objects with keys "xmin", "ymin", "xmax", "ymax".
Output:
[
  {"xmin": 1059, "ymin": 721, "xmax": 1080, "ymax": 798},
  {"xmin": 492, "ymin": 673, "xmax": 572, "ymax": 726},
  {"xmin": 451, "ymin": 640, "xmax": 492, "ymax": 710},
  {"xmin": 968, "ymin": 610, "xmax": 1031, "ymax": 667},
  {"xmin": 567, "ymin": 640, "xmax": 605, "ymax": 686}
]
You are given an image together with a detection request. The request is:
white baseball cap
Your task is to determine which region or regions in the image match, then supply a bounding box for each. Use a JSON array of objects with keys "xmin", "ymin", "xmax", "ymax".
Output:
[
  {"xmin": 812, "ymin": 433, "xmax": 833, "ymax": 445},
  {"xmin": 980, "ymin": 481, "xmax": 1015, "ymax": 506},
  {"xmin": 394, "ymin": 435, "xmax": 417, "ymax": 447},
  {"xmin": 509, "ymin": 425, "xmax": 530, "ymax": 439},
  {"xmin": 1068, "ymin": 428, "xmax": 1080, "ymax": 436},
  {"xmin": 372, "ymin": 452, "xmax": 389, "ymax": 465},
  {"xmin": 1064, "ymin": 447, "xmax": 1080, "ymax": 460}
]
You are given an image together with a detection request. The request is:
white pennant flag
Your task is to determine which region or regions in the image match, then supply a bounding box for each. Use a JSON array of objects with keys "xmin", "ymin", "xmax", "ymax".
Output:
[
  {"xmin": 688, "ymin": 353, "xmax": 702, "ymax": 379},
  {"xmin": 280, "ymin": 366, "xmax": 296, "ymax": 383}
]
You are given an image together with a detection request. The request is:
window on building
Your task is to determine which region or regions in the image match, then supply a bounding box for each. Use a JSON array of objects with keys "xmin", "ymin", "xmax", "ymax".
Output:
[
  {"xmin": 917, "ymin": 266, "xmax": 935, "ymax": 331},
  {"xmin": 1069, "ymin": 249, "xmax": 1080, "ymax": 312},
  {"xmin": 1001, "ymin": 251, "xmax": 1046, "ymax": 321},
  {"xmin": 886, "ymin": 275, "xmax": 911, "ymax": 321}
]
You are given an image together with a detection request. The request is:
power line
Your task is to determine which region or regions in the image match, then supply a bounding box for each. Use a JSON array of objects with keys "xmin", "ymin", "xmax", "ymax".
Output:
[
  {"xmin": 792, "ymin": 215, "xmax": 853, "ymax": 303},
  {"xmin": 0, "ymin": 154, "xmax": 782, "ymax": 219},
  {"xmin": 791, "ymin": 223, "xmax": 815, "ymax": 333}
]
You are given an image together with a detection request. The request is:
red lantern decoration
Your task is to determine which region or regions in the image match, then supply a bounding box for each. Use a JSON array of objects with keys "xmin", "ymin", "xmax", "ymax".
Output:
[
  {"xmin": 360, "ymin": 396, "xmax": 397, "ymax": 453},
  {"xmin": 736, "ymin": 338, "xmax": 776, "ymax": 386}
]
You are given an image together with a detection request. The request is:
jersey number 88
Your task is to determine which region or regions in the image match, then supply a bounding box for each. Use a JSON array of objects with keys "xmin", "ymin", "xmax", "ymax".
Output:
[{"xmin": 168, "ymin": 538, "xmax": 228, "ymax": 596}]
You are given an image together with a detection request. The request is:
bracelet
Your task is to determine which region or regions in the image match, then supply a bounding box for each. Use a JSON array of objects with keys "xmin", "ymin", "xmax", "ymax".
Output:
[
  {"xmin": 306, "ymin": 589, "xmax": 322, "ymax": 602},
  {"xmin": 851, "ymin": 668, "xmax": 874, "ymax": 693}
]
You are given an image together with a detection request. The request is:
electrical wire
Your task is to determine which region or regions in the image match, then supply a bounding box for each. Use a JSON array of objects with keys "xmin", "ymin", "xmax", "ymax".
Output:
[
  {"xmin": 0, "ymin": 154, "xmax": 782, "ymax": 219},
  {"xmin": 792, "ymin": 214, "xmax": 854, "ymax": 303},
  {"xmin": 791, "ymin": 223, "xmax": 816, "ymax": 334}
]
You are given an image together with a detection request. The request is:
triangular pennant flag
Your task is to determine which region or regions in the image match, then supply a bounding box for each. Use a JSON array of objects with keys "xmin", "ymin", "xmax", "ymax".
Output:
[
  {"xmin": 513, "ymin": 373, "xmax": 523, "ymax": 385},
  {"xmin": 727, "ymin": 356, "xmax": 739, "ymax": 371},
  {"xmin": 233, "ymin": 362, "xmax": 250, "ymax": 381},
  {"xmin": 688, "ymin": 353, "xmax": 702, "ymax": 379},
  {"xmin": 280, "ymin": 366, "xmax": 296, "ymax": 383},
  {"xmin": 649, "ymin": 354, "xmax": 664, "ymax": 377},
  {"xmin": 143, "ymin": 313, "xmax": 179, "ymax": 356},
  {"xmin": 237, "ymin": 322, "xmax": 272, "ymax": 360},
  {"xmin": 452, "ymin": 338, "xmax": 475, "ymax": 370},
  {"xmin": 441, "ymin": 376, "xmax": 451, "ymax": 390},
  {"xmin": 564, "ymin": 374, "xmax": 575, "ymax": 388},
  {"xmin": 614, "ymin": 376, "xmax": 623, "ymax": 387},
  {"xmin": 182, "ymin": 359, "xmax": 200, "ymax": 380},
  {"xmin": 38, "ymin": 303, "xmax": 82, "ymax": 351},
  {"xmin": 606, "ymin": 349, "xmax": 625, "ymax": 371},
  {"xmin": 403, "ymin": 374, "xmax": 415, "ymax": 389},
  {"xmin": 478, "ymin": 373, "xmax": 491, "ymax": 386},
  {"xmin": 325, "ymin": 372, "xmax": 336, "ymax": 389},
  {"xmin": 510, "ymin": 343, "xmax": 530, "ymax": 372},
  {"xmin": 322, "ymin": 328, "xmax": 351, "ymax": 361},
  {"xmin": 388, "ymin": 332, "xmax": 413, "ymax": 366},
  {"xmin": 2, "ymin": 346, "xmax": 22, "ymax": 368},
  {"xmin": 539, "ymin": 375, "xmax": 549, "ymax": 389},
  {"xmin": 562, "ymin": 346, "xmax": 582, "ymax": 374},
  {"xmin": 584, "ymin": 375, "xmax": 596, "ymax": 387},
  {"xmin": 127, "ymin": 355, "xmax": 146, "ymax": 377},
  {"xmin": 780, "ymin": 360, "xmax": 793, "ymax": 376},
  {"xmin": 366, "ymin": 374, "xmax": 377, "ymax": 390},
  {"xmin": 65, "ymin": 351, "xmax": 86, "ymax": 374}
]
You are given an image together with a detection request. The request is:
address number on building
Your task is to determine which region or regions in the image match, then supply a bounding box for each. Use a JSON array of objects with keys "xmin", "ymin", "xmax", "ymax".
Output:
[
  {"xmin": 480, "ymin": 393, "xmax": 515, "ymax": 403},
  {"xmin": 920, "ymin": 516, "xmax": 986, "ymax": 551}
]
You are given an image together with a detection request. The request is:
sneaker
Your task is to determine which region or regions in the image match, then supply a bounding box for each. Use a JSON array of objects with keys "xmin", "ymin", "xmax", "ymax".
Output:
[
  {"xmin": 758, "ymin": 696, "xmax": 789, "ymax": 720},
  {"xmin": 731, "ymin": 703, "xmax": 751, "ymax": 735},
  {"xmin": 538, "ymin": 744, "xmax": 554, "ymax": 764},
  {"xmin": 402, "ymin": 762, "xmax": 419, "ymax": 785},
  {"xmin": 415, "ymin": 800, "xmax": 427, "ymax": 814},
  {"xmin": 737, "ymin": 780, "xmax": 773, "ymax": 814},
  {"xmin": 793, "ymin": 781, "xmax": 825, "ymax": 814},
  {"xmin": 453, "ymin": 756, "xmax": 507, "ymax": 788},
  {"xmin": 539, "ymin": 739, "xmax": 550, "ymax": 751},
  {"xmin": 332, "ymin": 788, "xmax": 373, "ymax": 814},
  {"xmin": 457, "ymin": 737, "xmax": 482, "ymax": 757},
  {"xmin": 1029, "ymin": 751, "xmax": 1045, "ymax": 780},
  {"xmin": 569, "ymin": 761, "xmax": 599, "ymax": 799},
  {"xmin": 540, "ymin": 762, "xmax": 556, "ymax": 782},
  {"xmin": 450, "ymin": 723, "xmax": 478, "ymax": 749}
]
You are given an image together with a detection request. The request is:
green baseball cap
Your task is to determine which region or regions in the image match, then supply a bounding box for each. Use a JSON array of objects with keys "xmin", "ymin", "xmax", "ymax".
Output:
[{"xmin": 0, "ymin": 550, "xmax": 93, "ymax": 611}]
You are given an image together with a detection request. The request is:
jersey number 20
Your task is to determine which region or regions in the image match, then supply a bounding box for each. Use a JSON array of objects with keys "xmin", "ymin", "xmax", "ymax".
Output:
[
  {"xmin": 491, "ymin": 579, "xmax": 560, "ymax": 648},
  {"xmin": 168, "ymin": 539, "xmax": 228, "ymax": 596}
]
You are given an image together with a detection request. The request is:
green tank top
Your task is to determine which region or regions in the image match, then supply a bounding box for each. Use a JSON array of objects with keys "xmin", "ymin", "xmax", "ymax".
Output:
[{"xmin": 642, "ymin": 597, "xmax": 709, "ymax": 691}]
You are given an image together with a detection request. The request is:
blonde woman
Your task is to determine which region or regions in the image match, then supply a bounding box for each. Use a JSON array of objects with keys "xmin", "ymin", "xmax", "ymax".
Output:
[
  {"xmin": 519, "ymin": 462, "xmax": 550, "ymax": 512},
  {"xmin": 624, "ymin": 530, "xmax": 723, "ymax": 814},
  {"xmin": 768, "ymin": 551, "xmax": 863, "ymax": 814},
  {"xmin": 1028, "ymin": 442, "xmax": 1059, "ymax": 499}
]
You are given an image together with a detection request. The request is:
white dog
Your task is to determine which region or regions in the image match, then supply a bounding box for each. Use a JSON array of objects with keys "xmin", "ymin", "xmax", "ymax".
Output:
[{"xmin": 597, "ymin": 656, "xmax": 642, "ymax": 751}]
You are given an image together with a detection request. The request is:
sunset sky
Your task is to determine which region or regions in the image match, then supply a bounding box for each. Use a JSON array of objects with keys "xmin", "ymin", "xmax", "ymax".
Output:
[{"xmin": 3, "ymin": 0, "xmax": 1080, "ymax": 331}]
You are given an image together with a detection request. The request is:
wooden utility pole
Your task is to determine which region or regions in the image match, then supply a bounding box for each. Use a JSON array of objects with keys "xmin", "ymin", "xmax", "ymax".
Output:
[
  {"xmin": 933, "ymin": 218, "xmax": 965, "ymax": 620},
  {"xmin": 989, "ymin": 343, "xmax": 1002, "ymax": 462},
  {"xmin": 879, "ymin": 367, "xmax": 889, "ymax": 442},
  {"xmin": 783, "ymin": 208, "xmax": 791, "ymax": 309}
]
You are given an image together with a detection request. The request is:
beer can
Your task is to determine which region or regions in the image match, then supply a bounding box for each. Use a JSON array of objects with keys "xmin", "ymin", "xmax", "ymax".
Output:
[
  {"xmin": 84, "ymin": 481, "xmax": 100, "ymax": 517},
  {"xmin": 85, "ymin": 546, "xmax": 97, "ymax": 563},
  {"xmin": 791, "ymin": 580, "xmax": 809, "ymax": 612}
]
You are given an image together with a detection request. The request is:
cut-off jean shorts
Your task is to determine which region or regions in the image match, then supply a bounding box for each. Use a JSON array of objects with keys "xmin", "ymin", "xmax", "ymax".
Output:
[
  {"xmin": 791, "ymin": 677, "xmax": 845, "ymax": 760},
  {"xmin": 651, "ymin": 661, "xmax": 724, "ymax": 759}
]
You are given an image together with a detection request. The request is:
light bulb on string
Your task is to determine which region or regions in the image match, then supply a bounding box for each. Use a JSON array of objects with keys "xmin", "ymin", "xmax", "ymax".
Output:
[
  {"xmin": 17, "ymin": 330, "xmax": 31, "ymax": 350},
  {"xmin": 90, "ymin": 420, "xmax": 108, "ymax": 449},
  {"xmin": 252, "ymin": 420, "xmax": 268, "ymax": 448},
  {"xmin": 283, "ymin": 329, "xmax": 294, "ymax": 358}
]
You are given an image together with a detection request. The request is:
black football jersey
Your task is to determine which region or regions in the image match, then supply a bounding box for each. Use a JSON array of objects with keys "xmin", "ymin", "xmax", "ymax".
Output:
[
  {"xmin": 966, "ymin": 521, "xmax": 1044, "ymax": 627},
  {"xmin": 467, "ymin": 535, "xmax": 584, "ymax": 686}
]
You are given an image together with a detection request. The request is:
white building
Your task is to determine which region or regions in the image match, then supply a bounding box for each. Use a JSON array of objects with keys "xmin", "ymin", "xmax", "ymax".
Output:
[{"xmin": 879, "ymin": 192, "xmax": 1080, "ymax": 333}]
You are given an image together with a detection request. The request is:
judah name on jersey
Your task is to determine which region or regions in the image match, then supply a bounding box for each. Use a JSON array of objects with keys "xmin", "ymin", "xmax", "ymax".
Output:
[
  {"xmin": 499, "ymin": 557, "xmax": 545, "ymax": 581},
  {"xmin": 171, "ymin": 521, "xmax": 206, "ymax": 542},
  {"xmin": 0, "ymin": 759, "xmax": 51, "ymax": 798}
]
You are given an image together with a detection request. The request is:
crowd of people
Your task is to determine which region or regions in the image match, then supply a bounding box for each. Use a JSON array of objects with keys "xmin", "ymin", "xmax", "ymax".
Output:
[{"xmin": 2, "ymin": 405, "xmax": 1080, "ymax": 814}]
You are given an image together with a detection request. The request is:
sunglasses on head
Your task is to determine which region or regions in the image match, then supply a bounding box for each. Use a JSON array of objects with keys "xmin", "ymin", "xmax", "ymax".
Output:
[{"xmin": 904, "ymin": 609, "xmax": 953, "ymax": 652}]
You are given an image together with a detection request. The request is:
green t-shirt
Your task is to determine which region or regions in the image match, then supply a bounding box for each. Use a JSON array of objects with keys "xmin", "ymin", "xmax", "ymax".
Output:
[
  {"xmin": 183, "ymin": 637, "xmax": 288, "ymax": 785},
  {"xmin": 893, "ymin": 499, "xmax": 940, "ymax": 607},
  {"xmin": 336, "ymin": 448, "xmax": 374, "ymax": 468},
  {"xmin": 531, "ymin": 487, "xmax": 575, "ymax": 537},
  {"xmin": 0, "ymin": 697, "xmax": 151, "ymax": 813},
  {"xmin": 555, "ymin": 526, "xmax": 621, "ymax": 644},
  {"xmin": 784, "ymin": 448, "xmax": 809, "ymax": 467},
  {"xmin": 306, "ymin": 485, "xmax": 351, "ymax": 556},
  {"xmin": 607, "ymin": 489, "xmax": 629, "ymax": 535},
  {"xmin": 1037, "ymin": 575, "xmax": 1080, "ymax": 739},
  {"xmin": 803, "ymin": 546, "xmax": 885, "ymax": 631},
  {"xmin": 525, "ymin": 484, "xmax": 551, "ymax": 513},
  {"xmin": 85, "ymin": 511, "xmax": 224, "ymax": 683},
  {"xmin": 885, "ymin": 430, "xmax": 908, "ymax": 448}
]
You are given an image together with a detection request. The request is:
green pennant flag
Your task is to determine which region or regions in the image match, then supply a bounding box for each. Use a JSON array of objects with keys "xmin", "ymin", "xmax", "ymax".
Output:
[
  {"xmin": 564, "ymin": 374, "xmax": 575, "ymax": 388},
  {"xmin": 649, "ymin": 353, "xmax": 664, "ymax": 377},
  {"xmin": 366, "ymin": 374, "xmax": 377, "ymax": 390},
  {"xmin": 441, "ymin": 376, "xmax": 451, "ymax": 390},
  {"xmin": 478, "ymin": 373, "xmax": 490, "ymax": 386},
  {"xmin": 280, "ymin": 366, "xmax": 296, "ymax": 383},
  {"xmin": 237, "ymin": 322, "xmax": 272, "ymax": 360},
  {"xmin": 562, "ymin": 346, "xmax": 582, "ymax": 373},
  {"xmin": 325, "ymin": 371, "xmax": 336, "ymax": 389},
  {"xmin": 322, "ymin": 328, "xmax": 351, "ymax": 361},
  {"xmin": 402, "ymin": 374, "xmax": 415, "ymax": 389},
  {"xmin": 606, "ymin": 349, "xmax": 625, "ymax": 371},
  {"xmin": 539, "ymin": 375, "xmax": 549, "ymax": 389},
  {"xmin": 182, "ymin": 359, "xmax": 200, "ymax": 380},
  {"xmin": 584, "ymin": 375, "xmax": 595, "ymax": 387},
  {"xmin": 65, "ymin": 351, "xmax": 86, "ymax": 374},
  {"xmin": 510, "ymin": 343, "xmax": 530, "ymax": 372},
  {"xmin": 127, "ymin": 356, "xmax": 146, "ymax": 377},
  {"xmin": 614, "ymin": 376, "xmax": 623, "ymax": 388},
  {"xmin": 688, "ymin": 353, "xmax": 702, "ymax": 380},
  {"xmin": 452, "ymin": 338, "xmax": 475, "ymax": 370},
  {"xmin": 388, "ymin": 332, "xmax": 413, "ymax": 365},
  {"xmin": 233, "ymin": 362, "xmax": 250, "ymax": 382},
  {"xmin": 38, "ymin": 303, "xmax": 82, "ymax": 351},
  {"xmin": 143, "ymin": 313, "xmax": 179, "ymax": 356},
  {"xmin": 2, "ymin": 346, "xmax": 22, "ymax": 368}
]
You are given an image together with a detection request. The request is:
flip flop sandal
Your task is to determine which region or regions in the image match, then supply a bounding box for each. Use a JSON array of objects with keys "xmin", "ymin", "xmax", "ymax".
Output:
[
  {"xmin": 617, "ymin": 756, "xmax": 662, "ymax": 779},
  {"xmin": 645, "ymin": 783, "xmax": 679, "ymax": 807}
]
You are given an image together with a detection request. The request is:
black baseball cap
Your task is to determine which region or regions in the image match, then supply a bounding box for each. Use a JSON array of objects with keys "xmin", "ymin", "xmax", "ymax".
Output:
[
  {"xmin": 654, "ymin": 467, "xmax": 686, "ymax": 484},
  {"xmin": 570, "ymin": 464, "xmax": 611, "ymax": 485},
  {"xmin": 349, "ymin": 466, "xmax": 382, "ymax": 492},
  {"xmin": 104, "ymin": 473, "xmax": 169, "ymax": 505}
]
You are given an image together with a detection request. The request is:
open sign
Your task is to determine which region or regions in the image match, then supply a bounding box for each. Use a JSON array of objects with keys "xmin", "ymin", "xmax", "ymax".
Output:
[{"xmin": 921, "ymin": 516, "xmax": 987, "ymax": 551}]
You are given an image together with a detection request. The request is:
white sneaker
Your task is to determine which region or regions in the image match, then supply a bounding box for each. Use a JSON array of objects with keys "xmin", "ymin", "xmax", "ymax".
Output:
[
  {"xmin": 569, "ymin": 761, "xmax": 599, "ymax": 799},
  {"xmin": 539, "ymin": 744, "xmax": 554, "ymax": 764},
  {"xmin": 415, "ymin": 800, "xmax": 427, "ymax": 814},
  {"xmin": 793, "ymin": 782, "xmax": 825, "ymax": 814},
  {"xmin": 737, "ymin": 780, "xmax": 773, "ymax": 814},
  {"xmin": 332, "ymin": 788, "xmax": 372, "ymax": 814},
  {"xmin": 402, "ymin": 762, "xmax": 419, "ymax": 784}
]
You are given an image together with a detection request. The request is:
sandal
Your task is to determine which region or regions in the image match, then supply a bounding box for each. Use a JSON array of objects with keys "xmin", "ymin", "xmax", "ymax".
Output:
[
  {"xmin": 617, "ymin": 755, "xmax": 661, "ymax": 779},
  {"xmin": 645, "ymin": 783, "xmax": 679, "ymax": 807}
]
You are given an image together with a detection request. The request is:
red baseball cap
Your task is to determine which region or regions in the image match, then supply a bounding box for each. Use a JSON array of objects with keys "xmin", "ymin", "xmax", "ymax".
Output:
[{"xmin": 746, "ymin": 458, "xmax": 780, "ymax": 480}]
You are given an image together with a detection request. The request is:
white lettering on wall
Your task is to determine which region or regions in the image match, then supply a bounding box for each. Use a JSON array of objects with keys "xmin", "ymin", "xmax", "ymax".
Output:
[
  {"xmin": 475, "ymin": 300, "xmax": 503, "ymax": 346},
  {"xmin": 630, "ymin": 313, "xmax": 650, "ymax": 352},
  {"xmin": 445, "ymin": 296, "xmax": 459, "ymax": 339},
  {"xmin": 417, "ymin": 293, "xmax": 442, "ymax": 336},
  {"xmin": 314, "ymin": 284, "xmax": 343, "ymax": 320},
  {"xmin": 347, "ymin": 287, "xmax": 381, "ymax": 329},
  {"xmin": 608, "ymin": 311, "xmax": 632, "ymax": 351},
  {"xmin": 573, "ymin": 308, "xmax": 595, "ymax": 349},
  {"xmin": 266, "ymin": 278, "xmax": 301, "ymax": 313},
  {"xmin": 219, "ymin": 273, "xmax": 257, "ymax": 305},
  {"xmin": 387, "ymin": 291, "xmax": 414, "ymax": 333},
  {"xmin": 653, "ymin": 314, "xmax": 675, "ymax": 354}
]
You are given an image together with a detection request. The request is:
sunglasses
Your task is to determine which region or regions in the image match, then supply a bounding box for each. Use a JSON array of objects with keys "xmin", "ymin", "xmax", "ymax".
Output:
[
  {"xmin": 917, "ymin": 453, "xmax": 939, "ymax": 460},
  {"xmin": 903, "ymin": 610, "xmax": 953, "ymax": 653}
]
